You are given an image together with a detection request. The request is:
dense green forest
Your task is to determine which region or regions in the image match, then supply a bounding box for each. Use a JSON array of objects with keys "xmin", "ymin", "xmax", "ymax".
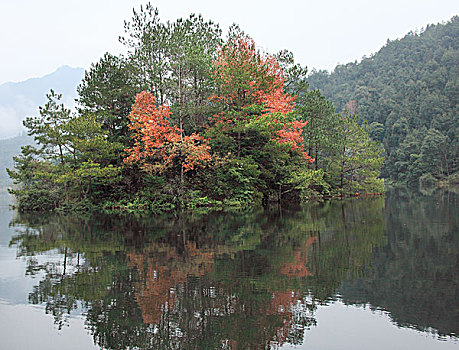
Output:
[
  {"xmin": 8, "ymin": 3, "xmax": 383, "ymax": 212},
  {"xmin": 308, "ymin": 16, "xmax": 458, "ymax": 186}
]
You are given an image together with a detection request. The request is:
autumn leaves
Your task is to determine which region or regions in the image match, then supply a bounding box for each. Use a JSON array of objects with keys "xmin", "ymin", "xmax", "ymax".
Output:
[
  {"xmin": 124, "ymin": 34, "xmax": 313, "ymax": 175},
  {"xmin": 124, "ymin": 91, "xmax": 211, "ymax": 173}
]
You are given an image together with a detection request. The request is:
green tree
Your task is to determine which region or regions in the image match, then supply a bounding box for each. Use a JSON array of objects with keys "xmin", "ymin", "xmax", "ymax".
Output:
[
  {"xmin": 119, "ymin": 3, "xmax": 169, "ymax": 103},
  {"xmin": 23, "ymin": 89, "xmax": 72, "ymax": 165},
  {"xmin": 76, "ymin": 53, "xmax": 138, "ymax": 145},
  {"xmin": 167, "ymin": 14, "xmax": 222, "ymax": 134},
  {"xmin": 324, "ymin": 113, "xmax": 384, "ymax": 195},
  {"xmin": 9, "ymin": 93, "xmax": 122, "ymax": 211}
]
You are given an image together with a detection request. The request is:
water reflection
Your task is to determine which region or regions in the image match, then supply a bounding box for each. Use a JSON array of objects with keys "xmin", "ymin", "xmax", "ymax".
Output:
[
  {"xmin": 340, "ymin": 188, "xmax": 459, "ymax": 339},
  {"xmin": 8, "ymin": 190, "xmax": 458, "ymax": 348}
]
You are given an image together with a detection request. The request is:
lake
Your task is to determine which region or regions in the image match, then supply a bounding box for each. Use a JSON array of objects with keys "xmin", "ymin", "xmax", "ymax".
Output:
[{"xmin": 0, "ymin": 188, "xmax": 457, "ymax": 349}]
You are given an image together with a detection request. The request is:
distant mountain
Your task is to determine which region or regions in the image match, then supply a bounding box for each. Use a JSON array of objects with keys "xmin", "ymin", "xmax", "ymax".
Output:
[
  {"xmin": 0, "ymin": 134, "xmax": 34, "ymax": 187},
  {"xmin": 308, "ymin": 16, "xmax": 458, "ymax": 185},
  {"xmin": 0, "ymin": 66, "xmax": 84, "ymax": 139}
]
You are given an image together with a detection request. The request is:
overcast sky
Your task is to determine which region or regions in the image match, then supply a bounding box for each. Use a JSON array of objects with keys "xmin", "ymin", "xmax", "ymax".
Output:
[{"xmin": 1, "ymin": 0, "xmax": 457, "ymax": 85}]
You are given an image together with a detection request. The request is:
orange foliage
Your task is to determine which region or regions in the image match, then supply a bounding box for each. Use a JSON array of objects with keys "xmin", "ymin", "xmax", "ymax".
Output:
[
  {"xmin": 346, "ymin": 99, "xmax": 357, "ymax": 114},
  {"xmin": 280, "ymin": 236, "xmax": 317, "ymax": 277},
  {"xmin": 124, "ymin": 91, "xmax": 211, "ymax": 173},
  {"xmin": 211, "ymin": 34, "xmax": 312, "ymax": 162},
  {"xmin": 276, "ymin": 120, "xmax": 314, "ymax": 162},
  {"xmin": 126, "ymin": 241, "xmax": 216, "ymax": 325},
  {"xmin": 211, "ymin": 35, "xmax": 294, "ymax": 112}
]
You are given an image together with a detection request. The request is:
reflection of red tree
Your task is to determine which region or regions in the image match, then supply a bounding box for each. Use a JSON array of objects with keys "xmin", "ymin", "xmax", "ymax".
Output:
[
  {"xmin": 126, "ymin": 241, "xmax": 216, "ymax": 324},
  {"xmin": 269, "ymin": 290, "xmax": 303, "ymax": 346},
  {"xmin": 126, "ymin": 235, "xmax": 317, "ymax": 347},
  {"xmin": 224, "ymin": 236, "xmax": 317, "ymax": 348},
  {"xmin": 280, "ymin": 236, "xmax": 317, "ymax": 278},
  {"xmin": 227, "ymin": 289, "xmax": 313, "ymax": 348},
  {"xmin": 267, "ymin": 235, "xmax": 317, "ymax": 346}
]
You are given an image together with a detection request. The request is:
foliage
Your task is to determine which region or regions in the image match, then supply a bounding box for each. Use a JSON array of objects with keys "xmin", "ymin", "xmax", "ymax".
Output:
[
  {"xmin": 323, "ymin": 113, "xmax": 385, "ymax": 195},
  {"xmin": 210, "ymin": 31, "xmax": 307, "ymax": 159},
  {"xmin": 0, "ymin": 134, "xmax": 33, "ymax": 187},
  {"xmin": 8, "ymin": 91, "xmax": 123, "ymax": 211},
  {"xmin": 76, "ymin": 52, "xmax": 138, "ymax": 146},
  {"xmin": 124, "ymin": 91, "xmax": 211, "ymax": 174},
  {"xmin": 119, "ymin": 4, "xmax": 222, "ymax": 133}
]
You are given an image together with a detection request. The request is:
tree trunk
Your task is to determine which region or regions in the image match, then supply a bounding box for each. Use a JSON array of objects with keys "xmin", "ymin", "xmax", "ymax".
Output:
[
  {"xmin": 237, "ymin": 131, "xmax": 241, "ymax": 158},
  {"xmin": 340, "ymin": 146, "xmax": 346, "ymax": 194},
  {"xmin": 314, "ymin": 144, "xmax": 318, "ymax": 170},
  {"xmin": 179, "ymin": 63, "xmax": 184, "ymax": 188}
]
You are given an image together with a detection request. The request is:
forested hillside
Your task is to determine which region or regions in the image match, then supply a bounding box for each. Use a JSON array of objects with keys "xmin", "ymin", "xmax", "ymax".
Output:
[{"xmin": 308, "ymin": 16, "xmax": 458, "ymax": 186}]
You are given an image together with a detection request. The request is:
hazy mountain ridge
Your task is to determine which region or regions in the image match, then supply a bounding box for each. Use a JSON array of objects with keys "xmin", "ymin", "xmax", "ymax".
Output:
[
  {"xmin": 0, "ymin": 65, "xmax": 84, "ymax": 139},
  {"xmin": 0, "ymin": 66, "xmax": 83, "ymax": 187},
  {"xmin": 0, "ymin": 134, "xmax": 34, "ymax": 187}
]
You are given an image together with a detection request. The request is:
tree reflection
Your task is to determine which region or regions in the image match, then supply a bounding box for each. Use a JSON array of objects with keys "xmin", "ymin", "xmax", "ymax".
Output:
[
  {"xmin": 10, "ymin": 197, "xmax": 386, "ymax": 348},
  {"xmin": 340, "ymin": 188, "xmax": 459, "ymax": 339}
]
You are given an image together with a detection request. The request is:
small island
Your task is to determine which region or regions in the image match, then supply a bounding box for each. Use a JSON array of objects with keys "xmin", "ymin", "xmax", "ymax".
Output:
[{"xmin": 9, "ymin": 5, "xmax": 385, "ymax": 213}]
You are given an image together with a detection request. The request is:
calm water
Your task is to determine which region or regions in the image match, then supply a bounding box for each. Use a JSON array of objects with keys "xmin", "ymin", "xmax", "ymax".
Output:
[{"xmin": 0, "ymin": 188, "xmax": 457, "ymax": 349}]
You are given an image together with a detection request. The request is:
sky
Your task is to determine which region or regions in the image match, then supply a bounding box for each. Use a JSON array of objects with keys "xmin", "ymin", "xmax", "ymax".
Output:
[{"xmin": 0, "ymin": 0, "xmax": 458, "ymax": 85}]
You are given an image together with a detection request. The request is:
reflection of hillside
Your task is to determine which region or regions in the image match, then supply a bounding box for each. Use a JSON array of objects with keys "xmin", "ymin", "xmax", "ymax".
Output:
[
  {"xmin": 9, "ymin": 197, "xmax": 388, "ymax": 349},
  {"xmin": 340, "ymin": 188, "xmax": 459, "ymax": 338},
  {"xmin": 303, "ymin": 198, "xmax": 387, "ymax": 301}
]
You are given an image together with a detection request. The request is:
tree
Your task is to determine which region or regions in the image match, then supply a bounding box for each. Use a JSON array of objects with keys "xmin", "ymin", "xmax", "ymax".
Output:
[
  {"xmin": 203, "ymin": 32, "xmax": 316, "ymax": 202},
  {"xmin": 119, "ymin": 3, "xmax": 169, "ymax": 104},
  {"xmin": 167, "ymin": 14, "xmax": 222, "ymax": 134},
  {"xmin": 8, "ymin": 90, "xmax": 74, "ymax": 210},
  {"xmin": 210, "ymin": 31, "xmax": 309, "ymax": 161},
  {"xmin": 7, "ymin": 145, "xmax": 61, "ymax": 211},
  {"xmin": 325, "ymin": 113, "xmax": 384, "ymax": 195},
  {"xmin": 9, "ymin": 5, "xmax": 387, "ymax": 213},
  {"xmin": 307, "ymin": 16, "xmax": 459, "ymax": 184},
  {"xmin": 211, "ymin": 28, "xmax": 294, "ymax": 112},
  {"xmin": 119, "ymin": 3, "xmax": 221, "ymax": 131},
  {"xmin": 76, "ymin": 53, "xmax": 138, "ymax": 145},
  {"xmin": 123, "ymin": 91, "xmax": 211, "ymax": 176},
  {"xmin": 23, "ymin": 89, "xmax": 72, "ymax": 165},
  {"xmin": 297, "ymin": 90, "xmax": 337, "ymax": 170},
  {"xmin": 9, "ymin": 91, "xmax": 123, "ymax": 211}
]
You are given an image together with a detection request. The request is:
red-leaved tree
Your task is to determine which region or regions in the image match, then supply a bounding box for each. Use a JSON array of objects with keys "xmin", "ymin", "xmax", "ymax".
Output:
[
  {"xmin": 124, "ymin": 91, "xmax": 211, "ymax": 174},
  {"xmin": 210, "ymin": 33, "xmax": 312, "ymax": 162}
]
